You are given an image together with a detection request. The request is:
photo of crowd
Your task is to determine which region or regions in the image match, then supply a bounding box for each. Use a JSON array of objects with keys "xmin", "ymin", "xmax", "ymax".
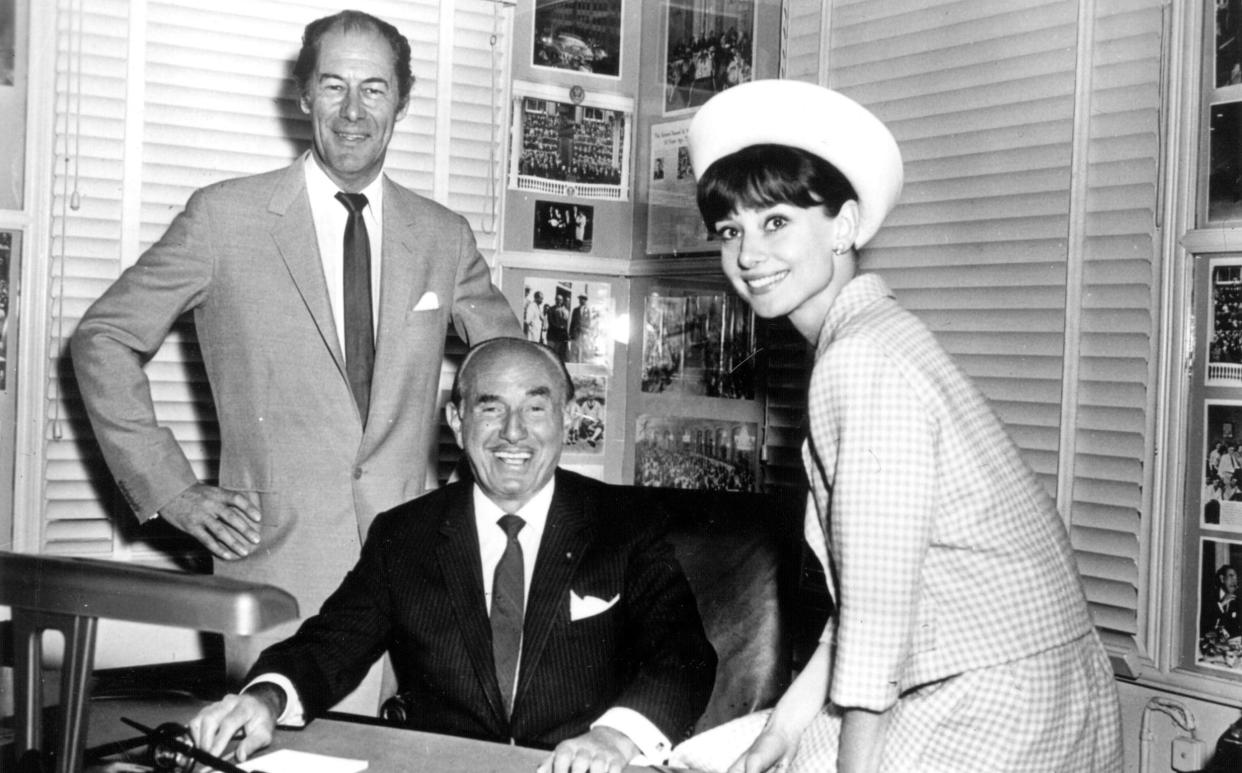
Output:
[
  {"xmin": 664, "ymin": 0, "xmax": 754, "ymax": 113},
  {"xmin": 633, "ymin": 415, "xmax": 756, "ymax": 492},
  {"xmin": 1202, "ymin": 401, "xmax": 1242, "ymax": 531},
  {"xmin": 1198, "ymin": 537, "xmax": 1242, "ymax": 673},
  {"xmin": 1209, "ymin": 260, "xmax": 1242, "ymax": 383},
  {"xmin": 533, "ymin": 200, "xmax": 593, "ymax": 252},
  {"xmin": 641, "ymin": 289, "xmax": 755, "ymax": 400},
  {"xmin": 532, "ymin": 0, "xmax": 621, "ymax": 77},
  {"xmin": 513, "ymin": 96, "xmax": 627, "ymax": 199}
]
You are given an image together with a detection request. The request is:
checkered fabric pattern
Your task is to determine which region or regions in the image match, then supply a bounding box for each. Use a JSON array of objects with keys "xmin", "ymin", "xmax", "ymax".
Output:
[
  {"xmin": 798, "ymin": 275, "xmax": 1119, "ymax": 748},
  {"xmin": 787, "ymin": 633, "xmax": 1122, "ymax": 772}
]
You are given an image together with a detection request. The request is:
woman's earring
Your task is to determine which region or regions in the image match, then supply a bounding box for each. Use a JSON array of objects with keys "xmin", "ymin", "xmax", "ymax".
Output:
[{"xmin": 832, "ymin": 243, "xmax": 849, "ymax": 256}]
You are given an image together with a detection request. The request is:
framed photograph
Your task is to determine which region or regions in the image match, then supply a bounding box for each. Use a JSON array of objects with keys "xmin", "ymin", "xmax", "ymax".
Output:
[
  {"xmin": 1196, "ymin": 536, "xmax": 1242, "ymax": 673},
  {"xmin": 1202, "ymin": 401, "xmax": 1242, "ymax": 530},
  {"xmin": 1208, "ymin": 258, "xmax": 1242, "ymax": 384},
  {"xmin": 533, "ymin": 200, "xmax": 594, "ymax": 252},
  {"xmin": 663, "ymin": 0, "xmax": 755, "ymax": 115},
  {"xmin": 522, "ymin": 277, "xmax": 614, "ymax": 457},
  {"xmin": 646, "ymin": 119, "xmax": 714, "ymax": 255},
  {"xmin": 509, "ymin": 81, "xmax": 633, "ymax": 201},
  {"xmin": 1209, "ymin": 101, "xmax": 1242, "ymax": 223},
  {"xmin": 1219, "ymin": 0, "xmax": 1242, "ymax": 87},
  {"xmin": 532, "ymin": 0, "xmax": 622, "ymax": 78},
  {"xmin": 641, "ymin": 288, "xmax": 755, "ymax": 400},
  {"xmin": 633, "ymin": 414, "xmax": 757, "ymax": 492},
  {"xmin": 0, "ymin": 230, "xmax": 12, "ymax": 391},
  {"xmin": 0, "ymin": 0, "xmax": 13, "ymax": 86}
]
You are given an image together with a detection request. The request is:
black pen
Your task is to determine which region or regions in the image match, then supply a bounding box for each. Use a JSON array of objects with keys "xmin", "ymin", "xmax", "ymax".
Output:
[{"xmin": 120, "ymin": 716, "xmax": 265, "ymax": 773}]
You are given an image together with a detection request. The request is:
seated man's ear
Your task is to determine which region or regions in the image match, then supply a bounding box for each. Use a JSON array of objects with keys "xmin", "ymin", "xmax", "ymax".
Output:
[{"xmin": 446, "ymin": 401, "xmax": 465, "ymax": 448}]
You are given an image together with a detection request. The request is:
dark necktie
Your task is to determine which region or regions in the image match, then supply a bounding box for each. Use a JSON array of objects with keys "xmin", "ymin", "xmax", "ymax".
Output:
[
  {"xmin": 490, "ymin": 514, "xmax": 525, "ymax": 718},
  {"xmin": 335, "ymin": 191, "xmax": 374, "ymax": 425}
]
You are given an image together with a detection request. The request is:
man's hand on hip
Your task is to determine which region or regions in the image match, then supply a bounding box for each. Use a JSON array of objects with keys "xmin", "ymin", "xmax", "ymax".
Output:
[
  {"xmin": 159, "ymin": 483, "xmax": 262, "ymax": 560},
  {"xmin": 538, "ymin": 726, "xmax": 639, "ymax": 773}
]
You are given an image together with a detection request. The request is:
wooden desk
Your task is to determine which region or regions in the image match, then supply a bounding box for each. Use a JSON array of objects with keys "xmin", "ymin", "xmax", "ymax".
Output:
[{"xmin": 85, "ymin": 696, "xmax": 666, "ymax": 773}]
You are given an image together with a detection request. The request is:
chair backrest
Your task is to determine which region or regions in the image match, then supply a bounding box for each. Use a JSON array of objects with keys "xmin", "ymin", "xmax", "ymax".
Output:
[{"xmin": 627, "ymin": 487, "xmax": 802, "ymax": 733}]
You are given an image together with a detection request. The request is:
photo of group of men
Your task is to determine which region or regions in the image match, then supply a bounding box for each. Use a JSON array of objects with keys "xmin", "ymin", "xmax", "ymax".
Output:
[
  {"xmin": 533, "ymin": 200, "xmax": 593, "ymax": 252},
  {"xmin": 523, "ymin": 277, "xmax": 613, "ymax": 455},
  {"xmin": 664, "ymin": 0, "xmax": 754, "ymax": 113}
]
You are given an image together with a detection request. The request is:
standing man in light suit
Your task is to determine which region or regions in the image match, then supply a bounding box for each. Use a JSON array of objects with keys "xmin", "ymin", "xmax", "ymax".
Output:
[{"xmin": 70, "ymin": 10, "xmax": 521, "ymax": 707}]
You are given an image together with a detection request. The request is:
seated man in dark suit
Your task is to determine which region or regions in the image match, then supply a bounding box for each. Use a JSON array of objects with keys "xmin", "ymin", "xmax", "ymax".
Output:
[{"xmin": 188, "ymin": 337, "xmax": 716, "ymax": 773}]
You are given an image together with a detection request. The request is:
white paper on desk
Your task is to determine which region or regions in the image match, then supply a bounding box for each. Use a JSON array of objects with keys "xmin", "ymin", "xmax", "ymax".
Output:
[{"xmin": 238, "ymin": 748, "xmax": 368, "ymax": 773}]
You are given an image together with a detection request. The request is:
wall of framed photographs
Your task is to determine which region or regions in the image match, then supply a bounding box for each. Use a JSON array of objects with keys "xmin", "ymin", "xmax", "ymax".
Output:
[
  {"xmin": 496, "ymin": 1, "xmax": 784, "ymax": 495},
  {"xmin": 1184, "ymin": 256, "xmax": 1242, "ymax": 679}
]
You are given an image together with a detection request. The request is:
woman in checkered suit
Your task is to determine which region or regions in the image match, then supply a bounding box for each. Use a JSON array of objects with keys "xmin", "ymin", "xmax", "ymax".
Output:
[{"xmin": 674, "ymin": 80, "xmax": 1123, "ymax": 773}]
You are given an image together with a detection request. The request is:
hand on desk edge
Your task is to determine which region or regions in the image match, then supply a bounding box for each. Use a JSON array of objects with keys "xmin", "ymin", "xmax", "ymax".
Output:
[
  {"xmin": 187, "ymin": 685, "xmax": 283, "ymax": 762},
  {"xmin": 537, "ymin": 725, "xmax": 639, "ymax": 773}
]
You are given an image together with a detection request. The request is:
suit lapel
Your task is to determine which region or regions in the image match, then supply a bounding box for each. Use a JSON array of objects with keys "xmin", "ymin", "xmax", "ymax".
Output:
[
  {"xmin": 268, "ymin": 157, "xmax": 348, "ymax": 377},
  {"xmin": 435, "ymin": 485, "xmax": 509, "ymax": 725},
  {"xmin": 515, "ymin": 472, "xmax": 592, "ymax": 709}
]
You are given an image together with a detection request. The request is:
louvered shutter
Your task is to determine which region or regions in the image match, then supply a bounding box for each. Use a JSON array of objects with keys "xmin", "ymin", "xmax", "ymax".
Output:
[
  {"xmin": 40, "ymin": 0, "xmax": 510, "ymax": 558},
  {"xmin": 826, "ymin": 0, "xmax": 1159, "ymax": 658}
]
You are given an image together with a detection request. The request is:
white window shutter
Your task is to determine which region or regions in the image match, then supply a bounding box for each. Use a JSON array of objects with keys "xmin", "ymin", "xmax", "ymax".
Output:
[{"xmin": 823, "ymin": 0, "xmax": 1159, "ymax": 656}]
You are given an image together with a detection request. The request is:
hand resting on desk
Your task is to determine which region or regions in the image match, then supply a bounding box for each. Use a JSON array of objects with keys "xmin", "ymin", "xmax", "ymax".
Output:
[
  {"xmin": 189, "ymin": 686, "xmax": 643, "ymax": 773},
  {"xmin": 187, "ymin": 684, "xmax": 284, "ymax": 763}
]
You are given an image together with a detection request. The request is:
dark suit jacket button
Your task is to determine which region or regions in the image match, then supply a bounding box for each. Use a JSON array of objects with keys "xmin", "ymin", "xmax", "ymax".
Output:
[{"xmin": 353, "ymin": 467, "xmax": 363, "ymax": 480}]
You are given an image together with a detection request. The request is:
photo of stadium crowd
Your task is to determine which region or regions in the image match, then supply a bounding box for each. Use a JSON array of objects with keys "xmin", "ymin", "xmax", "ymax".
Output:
[
  {"xmin": 1209, "ymin": 260, "xmax": 1242, "ymax": 384},
  {"xmin": 512, "ymin": 95, "xmax": 628, "ymax": 199},
  {"xmin": 633, "ymin": 415, "xmax": 757, "ymax": 492}
]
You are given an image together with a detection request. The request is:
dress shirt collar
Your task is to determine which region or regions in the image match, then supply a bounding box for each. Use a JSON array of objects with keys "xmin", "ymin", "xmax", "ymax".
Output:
[
  {"xmin": 303, "ymin": 151, "xmax": 385, "ymax": 213},
  {"xmin": 472, "ymin": 476, "xmax": 556, "ymax": 536}
]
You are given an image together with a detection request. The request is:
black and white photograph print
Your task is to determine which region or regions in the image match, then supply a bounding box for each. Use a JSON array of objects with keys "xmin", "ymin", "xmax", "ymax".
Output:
[
  {"xmin": 633, "ymin": 415, "xmax": 757, "ymax": 492},
  {"xmin": 641, "ymin": 289, "xmax": 756, "ymax": 399},
  {"xmin": 1219, "ymin": 0, "xmax": 1242, "ymax": 87},
  {"xmin": 565, "ymin": 373, "xmax": 606, "ymax": 454},
  {"xmin": 533, "ymin": 200, "xmax": 594, "ymax": 252},
  {"xmin": 1209, "ymin": 101, "xmax": 1242, "ymax": 223},
  {"xmin": 664, "ymin": 0, "xmax": 754, "ymax": 114},
  {"xmin": 0, "ymin": 0, "xmax": 14, "ymax": 86},
  {"xmin": 0, "ymin": 230, "xmax": 10, "ymax": 390},
  {"xmin": 1209, "ymin": 258, "xmax": 1242, "ymax": 384},
  {"xmin": 522, "ymin": 277, "xmax": 614, "ymax": 371},
  {"xmin": 1202, "ymin": 401, "xmax": 1242, "ymax": 531},
  {"xmin": 510, "ymin": 89, "xmax": 631, "ymax": 201},
  {"xmin": 533, "ymin": 0, "xmax": 622, "ymax": 78},
  {"xmin": 1197, "ymin": 536, "xmax": 1242, "ymax": 673}
]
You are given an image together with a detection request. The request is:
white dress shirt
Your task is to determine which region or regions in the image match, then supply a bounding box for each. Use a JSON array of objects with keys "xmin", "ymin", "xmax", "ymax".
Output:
[{"xmin": 303, "ymin": 154, "xmax": 384, "ymax": 355}]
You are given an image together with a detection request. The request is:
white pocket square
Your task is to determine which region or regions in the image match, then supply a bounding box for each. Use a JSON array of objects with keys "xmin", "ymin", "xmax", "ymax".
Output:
[
  {"xmin": 569, "ymin": 590, "xmax": 620, "ymax": 621},
  {"xmin": 412, "ymin": 291, "xmax": 440, "ymax": 311}
]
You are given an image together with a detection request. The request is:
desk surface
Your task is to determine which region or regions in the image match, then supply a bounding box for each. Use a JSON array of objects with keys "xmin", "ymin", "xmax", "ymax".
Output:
[{"xmin": 85, "ymin": 695, "xmax": 663, "ymax": 773}]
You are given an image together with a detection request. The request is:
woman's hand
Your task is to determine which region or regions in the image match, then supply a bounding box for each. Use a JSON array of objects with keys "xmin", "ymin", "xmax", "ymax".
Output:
[{"xmin": 726, "ymin": 725, "xmax": 798, "ymax": 773}]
